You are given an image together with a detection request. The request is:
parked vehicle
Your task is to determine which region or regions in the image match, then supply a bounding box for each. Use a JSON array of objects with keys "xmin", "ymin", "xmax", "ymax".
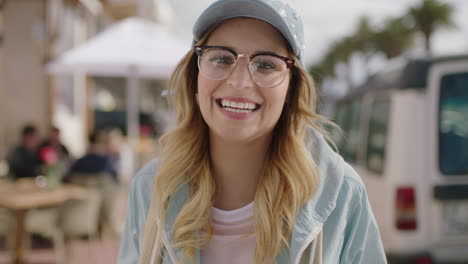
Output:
[{"xmin": 331, "ymin": 54, "xmax": 468, "ymax": 264}]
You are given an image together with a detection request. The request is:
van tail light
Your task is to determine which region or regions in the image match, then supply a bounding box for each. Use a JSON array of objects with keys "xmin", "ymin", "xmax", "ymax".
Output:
[
  {"xmin": 395, "ymin": 186, "xmax": 417, "ymax": 230},
  {"xmin": 413, "ymin": 255, "xmax": 432, "ymax": 264}
]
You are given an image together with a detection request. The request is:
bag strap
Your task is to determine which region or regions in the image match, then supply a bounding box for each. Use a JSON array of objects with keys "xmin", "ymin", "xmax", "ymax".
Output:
[
  {"xmin": 313, "ymin": 231, "xmax": 323, "ymax": 264},
  {"xmin": 299, "ymin": 230, "xmax": 323, "ymax": 264},
  {"xmin": 139, "ymin": 196, "xmax": 159, "ymax": 263},
  {"xmin": 139, "ymin": 196, "xmax": 179, "ymax": 264}
]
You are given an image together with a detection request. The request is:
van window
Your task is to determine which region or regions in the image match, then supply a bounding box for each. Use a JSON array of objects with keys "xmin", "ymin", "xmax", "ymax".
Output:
[
  {"xmin": 366, "ymin": 98, "xmax": 391, "ymax": 174},
  {"xmin": 439, "ymin": 73, "xmax": 468, "ymax": 175},
  {"xmin": 333, "ymin": 100, "xmax": 363, "ymax": 163},
  {"xmin": 331, "ymin": 103, "xmax": 348, "ymax": 149}
]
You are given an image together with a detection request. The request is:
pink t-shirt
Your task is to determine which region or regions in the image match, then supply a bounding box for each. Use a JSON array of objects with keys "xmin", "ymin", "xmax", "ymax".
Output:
[{"xmin": 200, "ymin": 202, "xmax": 255, "ymax": 264}]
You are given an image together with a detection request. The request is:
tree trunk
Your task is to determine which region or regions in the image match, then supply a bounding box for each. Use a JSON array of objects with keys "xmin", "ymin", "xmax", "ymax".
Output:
[
  {"xmin": 344, "ymin": 63, "xmax": 353, "ymax": 92},
  {"xmin": 424, "ymin": 32, "xmax": 431, "ymax": 55}
]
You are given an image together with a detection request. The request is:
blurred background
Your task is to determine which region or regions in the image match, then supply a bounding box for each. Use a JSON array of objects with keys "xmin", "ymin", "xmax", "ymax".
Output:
[{"xmin": 0, "ymin": 0, "xmax": 466, "ymax": 263}]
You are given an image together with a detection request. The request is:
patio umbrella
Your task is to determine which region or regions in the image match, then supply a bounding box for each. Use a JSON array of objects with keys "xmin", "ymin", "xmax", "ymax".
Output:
[
  {"xmin": 47, "ymin": 17, "xmax": 189, "ymax": 174},
  {"xmin": 47, "ymin": 17, "xmax": 188, "ymax": 78}
]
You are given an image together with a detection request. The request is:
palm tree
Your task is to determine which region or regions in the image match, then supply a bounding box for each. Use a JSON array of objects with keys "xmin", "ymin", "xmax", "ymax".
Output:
[
  {"xmin": 374, "ymin": 17, "xmax": 414, "ymax": 59},
  {"xmin": 353, "ymin": 17, "xmax": 374, "ymax": 55},
  {"xmin": 309, "ymin": 19, "xmax": 373, "ymax": 89},
  {"xmin": 332, "ymin": 37, "xmax": 357, "ymax": 87},
  {"xmin": 352, "ymin": 17, "xmax": 375, "ymax": 80},
  {"xmin": 408, "ymin": 0, "xmax": 454, "ymax": 54},
  {"xmin": 308, "ymin": 49, "xmax": 338, "ymax": 89}
]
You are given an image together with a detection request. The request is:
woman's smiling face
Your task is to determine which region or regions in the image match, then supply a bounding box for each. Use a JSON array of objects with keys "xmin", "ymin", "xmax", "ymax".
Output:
[{"xmin": 197, "ymin": 18, "xmax": 292, "ymax": 144}]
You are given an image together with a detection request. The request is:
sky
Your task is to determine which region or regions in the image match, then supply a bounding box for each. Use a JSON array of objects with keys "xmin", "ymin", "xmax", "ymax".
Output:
[{"xmin": 167, "ymin": 0, "xmax": 468, "ymax": 68}]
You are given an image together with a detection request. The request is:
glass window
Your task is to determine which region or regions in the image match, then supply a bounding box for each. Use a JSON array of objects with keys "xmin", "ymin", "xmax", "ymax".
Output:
[
  {"xmin": 439, "ymin": 73, "xmax": 468, "ymax": 175},
  {"xmin": 332, "ymin": 100, "xmax": 363, "ymax": 163},
  {"xmin": 366, "ymin": 98, "xmax": 391, "ymax": 174},
  {"xmin": 331, "ymin": 103, "xmax": 349, "ymax": 149},
  {"xmin": 343, "ymin": 102, "xmax": 362, "ymax": 163}
]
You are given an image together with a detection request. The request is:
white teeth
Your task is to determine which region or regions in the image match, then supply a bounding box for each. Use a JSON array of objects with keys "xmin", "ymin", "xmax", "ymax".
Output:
[
  {"xmin": 220, "ymin": 99, "xmax": 256, "ymax": 110},
  {"xmin": 224, "ymin": 108, "xmax": 252, "ymax": 113}
]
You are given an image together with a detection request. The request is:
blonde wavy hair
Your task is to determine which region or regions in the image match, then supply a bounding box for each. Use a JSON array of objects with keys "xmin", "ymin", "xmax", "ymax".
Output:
[{"xmin": 140, "ymin": 30, "xmax": 335, "ymax": 264}]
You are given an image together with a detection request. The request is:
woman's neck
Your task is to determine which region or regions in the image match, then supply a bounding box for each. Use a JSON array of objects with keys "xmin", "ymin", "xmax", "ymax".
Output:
[{"xmin": 210, "ymin": 133, "xmax": 271, "ymax": 211}]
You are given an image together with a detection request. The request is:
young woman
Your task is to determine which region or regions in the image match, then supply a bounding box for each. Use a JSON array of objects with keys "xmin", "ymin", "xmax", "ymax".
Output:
[{"xmin": 118, "ymin": 0, "xmax": 387, "ymax": 263}]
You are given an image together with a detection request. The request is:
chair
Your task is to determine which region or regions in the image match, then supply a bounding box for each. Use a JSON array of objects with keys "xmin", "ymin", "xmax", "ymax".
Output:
[
  {"xmin": 25, "ymin": 186, "xmax": 103, "ymax": 263},
  {"xmin": 0, "ymin": 208, "xmax": 11, "ymax": 251},
  {"xmin": 25, "ymin": 207, "xmax": 65, "ymax": 263},
  {"xmin": 0, "ymin": 179, "xmax": 12, "ymax": 249},
  {"xmin": 67, "ymin": 173, "xmax": 119, "ymax": 238},
  {"xmin": 61, "ymin": 173, "xmax": 118, "ymax": 263},
  {"xmin": 61, "ymin": 188, "xmax": 102, "ymax": 239}
]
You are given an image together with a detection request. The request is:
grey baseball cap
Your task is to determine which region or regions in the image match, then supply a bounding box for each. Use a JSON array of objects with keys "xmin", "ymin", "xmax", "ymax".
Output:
[{"xmin": 192, "ymin": 0, "xmax": 305, "ymax": 64}]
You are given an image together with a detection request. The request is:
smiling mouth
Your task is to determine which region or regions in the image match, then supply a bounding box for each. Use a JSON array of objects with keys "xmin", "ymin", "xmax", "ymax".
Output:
[{"xmin": 215, "ymin": 99, "xmax": 262, "ymax": 113}]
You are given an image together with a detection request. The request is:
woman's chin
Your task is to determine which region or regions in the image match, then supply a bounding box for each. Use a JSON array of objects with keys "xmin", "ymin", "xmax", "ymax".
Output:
[
  {"xmin": 215, "ymin": 131, "xmax": 253, "ymax": 144},
  {"xmin": 210, "ymin": 127, "xmax": 270, "ymax": 145}
]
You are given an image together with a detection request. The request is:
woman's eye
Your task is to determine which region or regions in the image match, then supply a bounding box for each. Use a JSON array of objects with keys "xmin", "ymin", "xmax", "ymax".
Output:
[
  {"xmin": 255, "ymin": 61, "xmax": 276, "ymax": 70},
  {"xmin": 210, "ymin": 56, "xmax": 233, "ymax": 64}
]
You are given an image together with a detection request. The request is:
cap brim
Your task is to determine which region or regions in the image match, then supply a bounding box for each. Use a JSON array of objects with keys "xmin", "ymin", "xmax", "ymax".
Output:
[{"xmin": 193, "ymin": 0, "xmax": 299, "ymax": 59}]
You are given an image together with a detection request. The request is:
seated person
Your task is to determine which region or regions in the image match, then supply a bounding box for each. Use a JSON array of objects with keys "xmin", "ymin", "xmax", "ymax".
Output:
[
  {"xmin": 37, "ymin": 126, "xmax": 70, "ymax": 166},
  {"xmin": 64, "ymin": 132, "xmax": 118, "ymax": 184},
  {"xmin": 7, "ymin": 124, "xmax": 41, "ymax": 179}
]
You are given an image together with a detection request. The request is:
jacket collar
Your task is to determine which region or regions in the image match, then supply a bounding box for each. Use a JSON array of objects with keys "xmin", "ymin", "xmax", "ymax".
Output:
[
  {"xmin": 162, "ymin": 130, "xmax": 344, "ymax": 264},
  {"xmin": 286, "ymin": 131, "xmax": 344, "ymax": 263}
]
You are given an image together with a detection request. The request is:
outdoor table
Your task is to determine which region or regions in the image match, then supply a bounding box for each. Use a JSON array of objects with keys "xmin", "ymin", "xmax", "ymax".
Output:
[{"xmin": 0, "ymin": 178, "xmax": 88, "ymax": 264}]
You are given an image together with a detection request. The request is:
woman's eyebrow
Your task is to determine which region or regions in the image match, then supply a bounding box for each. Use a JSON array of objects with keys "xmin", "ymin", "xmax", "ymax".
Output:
[
  {"xmin": 205, "ymin": 45, "xmax": 237, "ymax": 53},
  {"xmin": 254, "ymin": 50, "xmax": 282, "ymax": 55},
  {"xmin": 207, "ymin": 45, "xmax": 287, "ymax": 57},
  {"xmin": 205, "ymin": 44, "xmax": 234, "ymax": 50}
]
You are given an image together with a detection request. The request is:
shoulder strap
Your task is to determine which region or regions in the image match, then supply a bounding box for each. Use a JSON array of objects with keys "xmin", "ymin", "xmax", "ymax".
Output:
[
  {"xmin": 299, "ymin": 230, "xmax": 323, "ymax": 264},
  {"xmin": 313, "ymin": 231, "xmax": 323, "ymax": 264},
  {"xmin": 139, "ymin": 196, "xmax": 179, "ymax": 264},
  {"xmin": 139, "ymin": 195, "xmax": 159, "ymax": 263}
]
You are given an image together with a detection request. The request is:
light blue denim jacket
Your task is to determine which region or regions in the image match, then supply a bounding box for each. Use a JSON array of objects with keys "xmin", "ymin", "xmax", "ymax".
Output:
[{"xmin": 118, "ymin": 132, "xmax": 387, "ymax": 263}]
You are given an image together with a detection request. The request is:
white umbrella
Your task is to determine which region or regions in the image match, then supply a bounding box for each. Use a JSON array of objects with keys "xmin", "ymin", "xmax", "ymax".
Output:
[
  {"xmin": 47, "ymin": 17, "xmax": 188, "ymax": 78},
  {"xmin": 47, "ymin": 17, "xmax": 189, "ymax": 174}
]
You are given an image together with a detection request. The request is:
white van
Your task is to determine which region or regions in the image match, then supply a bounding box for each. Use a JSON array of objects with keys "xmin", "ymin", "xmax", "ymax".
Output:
[{"xmin": 331, "ymin": 54, "xmax": 468, "ymax": 264}]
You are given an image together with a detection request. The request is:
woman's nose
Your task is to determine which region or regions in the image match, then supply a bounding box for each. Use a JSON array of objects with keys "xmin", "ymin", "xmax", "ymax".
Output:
[{"xmin": 225, "ymin": 57, "xmax": 254, "ymax": 89}]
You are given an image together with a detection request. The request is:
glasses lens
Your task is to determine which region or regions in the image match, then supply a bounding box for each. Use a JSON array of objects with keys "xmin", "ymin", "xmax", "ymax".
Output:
[
  {"xmin": 198, "ymin": 48, "xmax": 235, "ymax": 80},
  {"xmin": 250, "ymin": 55, "xmax": 288, "ymax": 88}
]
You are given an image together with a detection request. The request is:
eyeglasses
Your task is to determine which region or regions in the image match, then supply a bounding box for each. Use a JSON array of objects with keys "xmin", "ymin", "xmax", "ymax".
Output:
[{"xmin": 194, "ymin": 46, "xmax": 295, "ymax": 88}]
